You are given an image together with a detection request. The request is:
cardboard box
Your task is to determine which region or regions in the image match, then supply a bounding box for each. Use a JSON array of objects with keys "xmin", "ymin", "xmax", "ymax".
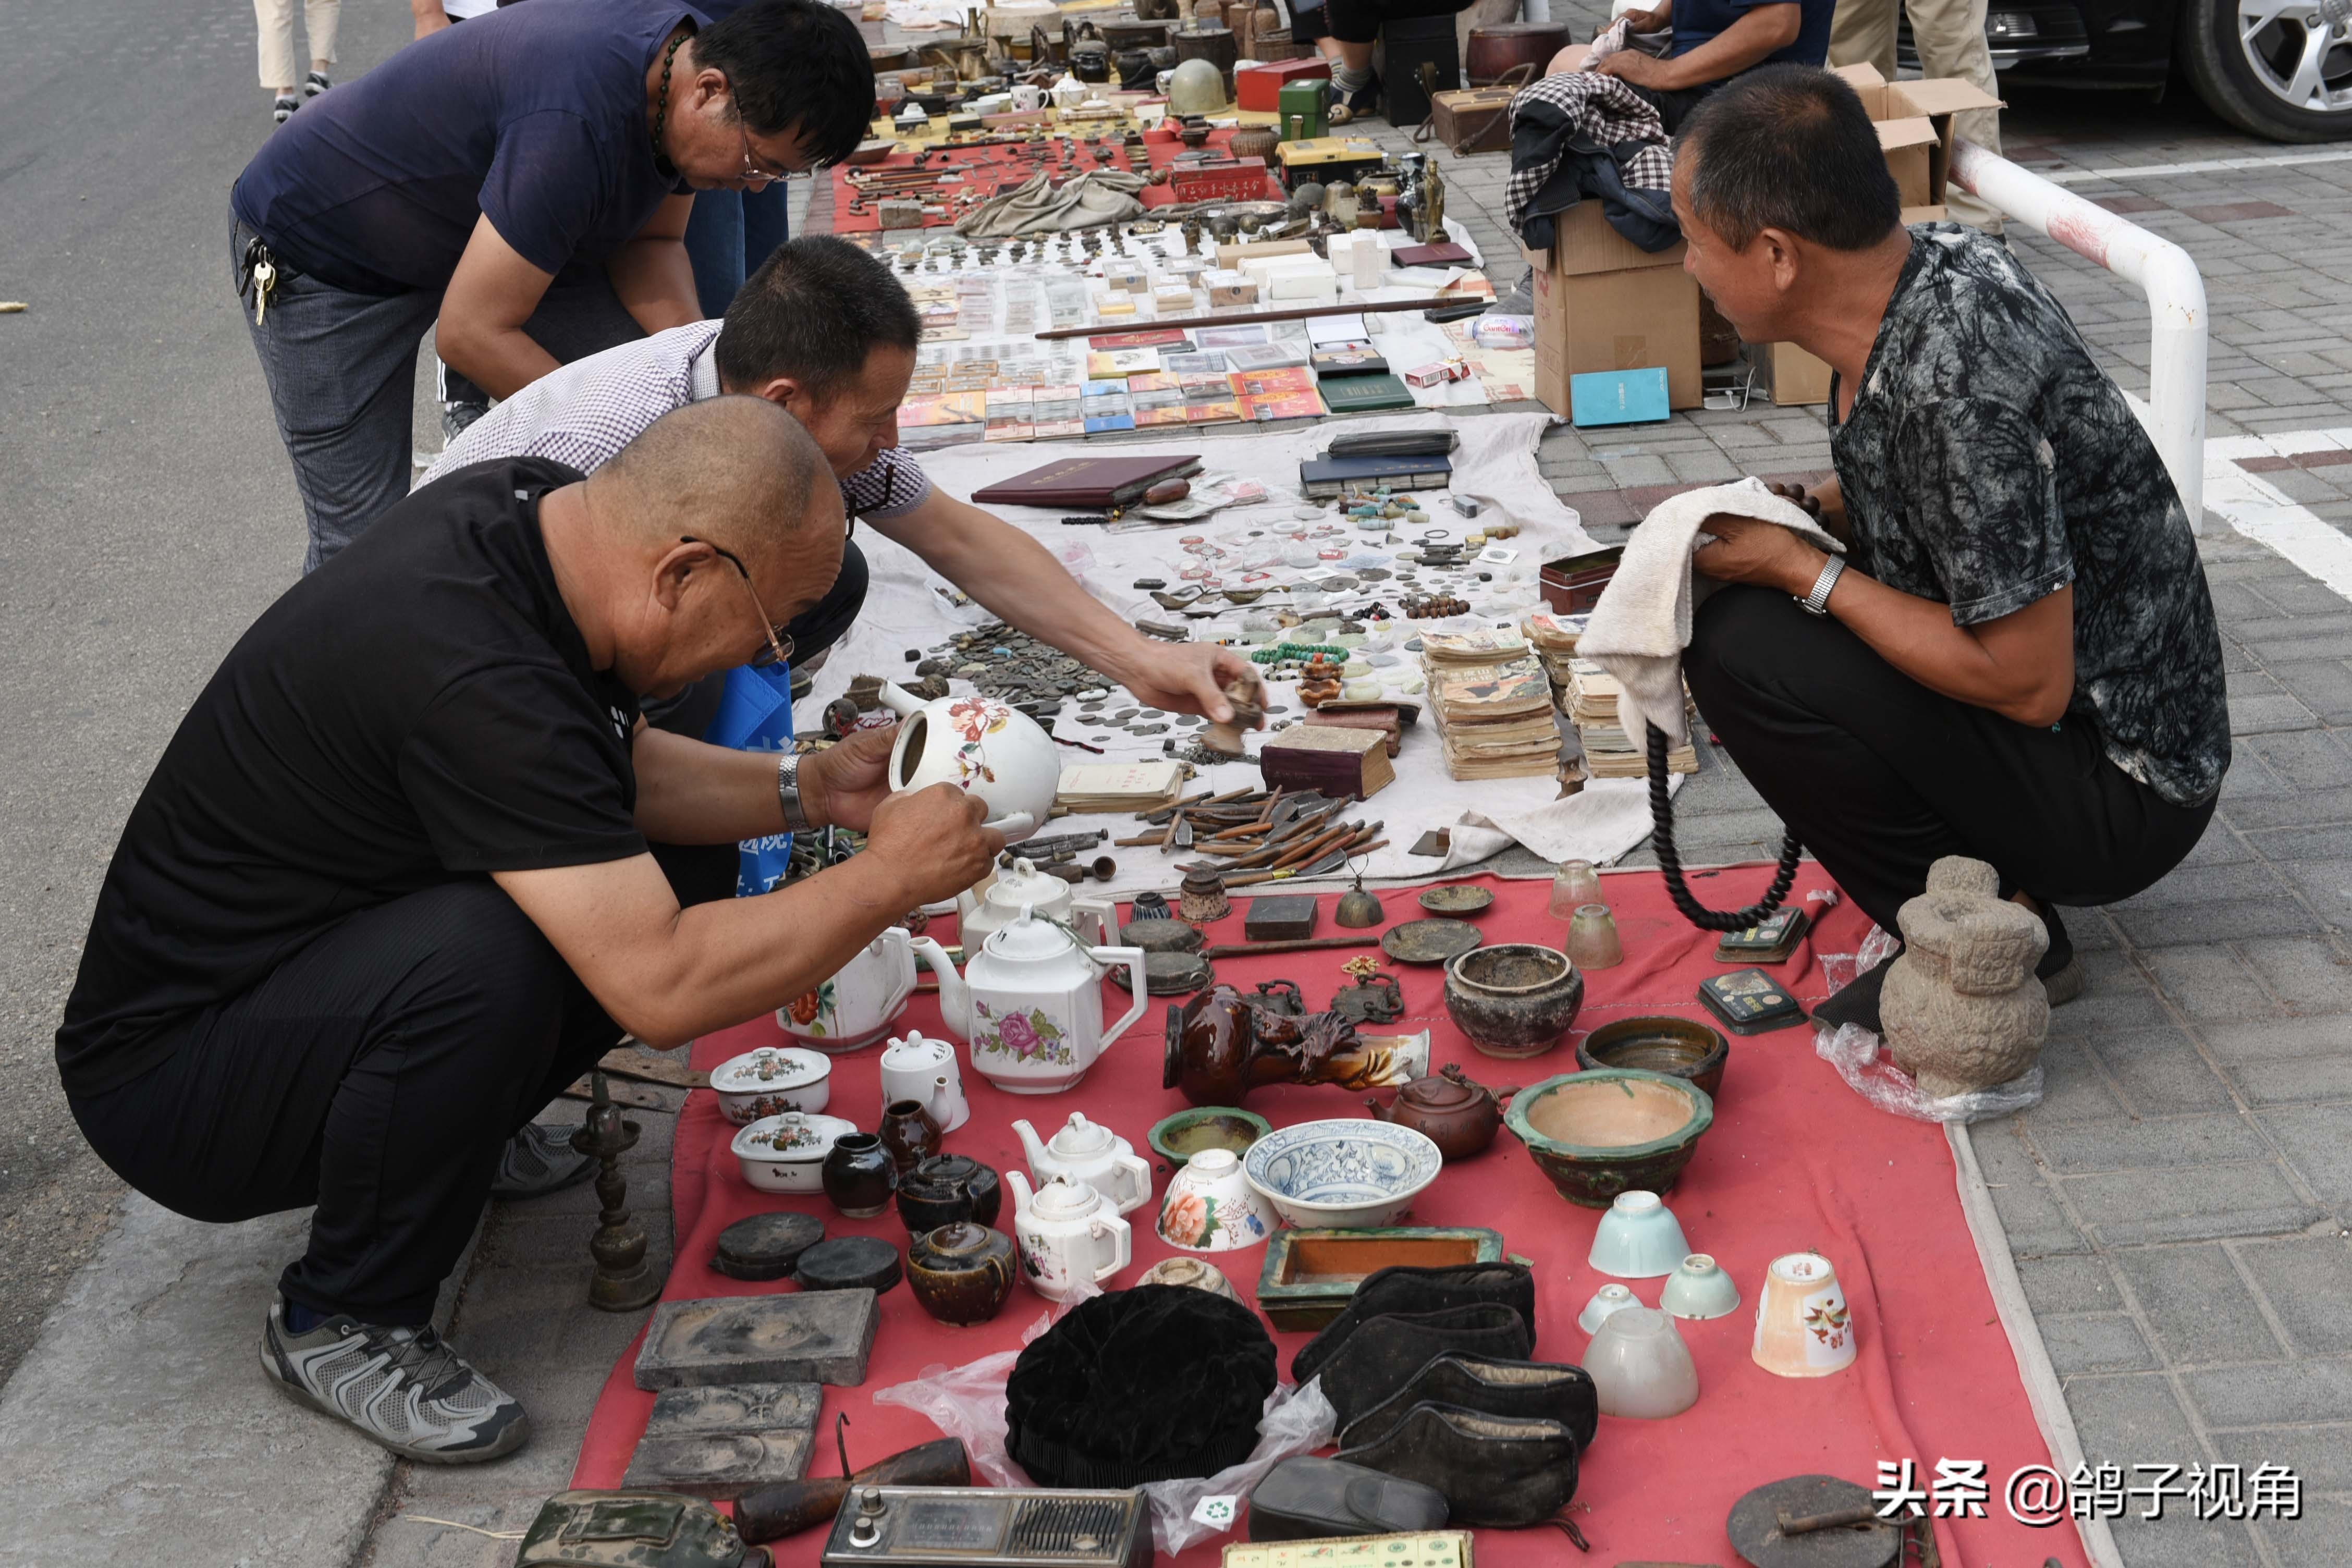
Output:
[
  {"xmin": 1751, "ymin": 340, "xmax": 1832, "ymax": 406},
  {"xmin": 1830, "ymin": 64, "xmax": 2002, "ymax": 209},
  {"xmin": 1527, "ymin": 203, "xmax": 1699, "ymax": 415}
]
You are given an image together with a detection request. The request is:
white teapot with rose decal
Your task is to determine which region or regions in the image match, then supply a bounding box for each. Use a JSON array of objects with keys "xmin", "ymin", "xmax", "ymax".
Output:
[
  {"xmin": 878, "ymin": 681, "xmax": 1058, "ymax": 842},
  {"xmin": 910, "ymin": 908, "xmax": 1145, "ymax": 1094}
]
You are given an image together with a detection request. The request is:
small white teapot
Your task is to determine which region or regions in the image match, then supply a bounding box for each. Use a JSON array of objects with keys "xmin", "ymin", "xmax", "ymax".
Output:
[
  {"xmin": 1013, "ymin": 1112, "xmax": 1152, "ymax": 1215},
  {"xmin": 1006, "ymin": 1171, "xmax": 1132, "ymax": 1301},
  {"xmin": 957, "ymin": 857, "xmax": 1113, "ymax": 952},
  {"xmin": 878, "ymin": 1033, "xmax": 966, "ymax": 1132},
  {"xmin": 912, "ymin": 909, "xmax": 1145, "ymax": 1095}
]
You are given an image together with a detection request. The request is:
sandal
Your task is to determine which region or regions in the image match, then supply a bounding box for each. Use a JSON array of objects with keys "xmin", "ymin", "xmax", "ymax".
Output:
[{"xmin": 272, "ymin": 94, "xmax": 300, "ymax": 124}]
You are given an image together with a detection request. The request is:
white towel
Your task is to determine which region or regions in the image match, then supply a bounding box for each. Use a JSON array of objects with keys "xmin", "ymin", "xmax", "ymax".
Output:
[{"xmin": 1578, "ymin": 477, "xmax": 1845, "ymax": 748}]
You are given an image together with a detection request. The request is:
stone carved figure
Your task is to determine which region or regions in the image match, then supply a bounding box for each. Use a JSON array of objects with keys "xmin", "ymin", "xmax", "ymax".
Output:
[{"xmin": 1881, "ymin": 856, "xmax": 2051, "ymax": 1097}]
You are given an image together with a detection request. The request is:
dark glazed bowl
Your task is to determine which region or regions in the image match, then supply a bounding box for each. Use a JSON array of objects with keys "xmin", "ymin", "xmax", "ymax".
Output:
[
  {"xmin": 1504, "ymin": 1069, "xmax": 1714, "ymax": 1208},
  {"xmin": 1443, "ymin": 943, "xmax": 1584, "ymax": 1057},
  {"xmin": 1575, "ymin": 1016, "xmax": 1731, "ymax": 1100}
]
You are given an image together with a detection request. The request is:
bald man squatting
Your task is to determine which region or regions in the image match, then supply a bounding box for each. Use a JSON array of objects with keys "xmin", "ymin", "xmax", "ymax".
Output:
[{"xmin": 55, "ymin": 398, "xmax": 1006, "ymax": 1463}]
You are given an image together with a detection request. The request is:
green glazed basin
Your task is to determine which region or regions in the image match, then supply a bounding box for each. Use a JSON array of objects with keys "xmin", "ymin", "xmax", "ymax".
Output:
[{"xmin": 1505, "ymin": 1068, "xmax": 1715, "ymax": 1208}]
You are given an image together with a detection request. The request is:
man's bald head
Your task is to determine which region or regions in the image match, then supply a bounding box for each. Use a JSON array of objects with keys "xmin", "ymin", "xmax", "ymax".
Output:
[{"xmin": 589, "ymin": 395, "xmax": 844, "ymax": 570}]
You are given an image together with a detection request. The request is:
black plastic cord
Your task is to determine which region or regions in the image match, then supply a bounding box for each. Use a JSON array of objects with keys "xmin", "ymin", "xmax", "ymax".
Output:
[{"xmin": 1647, "ymin": 721, "xmax": 1803, "ymax": 932}]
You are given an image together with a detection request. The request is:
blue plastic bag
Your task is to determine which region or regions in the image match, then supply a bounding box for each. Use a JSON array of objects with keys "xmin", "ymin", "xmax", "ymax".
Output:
[{"xmin": 703, "ymin": 663, "xmax": 797, "ymax": 895}]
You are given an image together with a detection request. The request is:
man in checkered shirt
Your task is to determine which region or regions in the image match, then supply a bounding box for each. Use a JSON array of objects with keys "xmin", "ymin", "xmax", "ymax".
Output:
[{"xmin": 429, "ymin": 236, "xmax": 1256, "ymax": 731}]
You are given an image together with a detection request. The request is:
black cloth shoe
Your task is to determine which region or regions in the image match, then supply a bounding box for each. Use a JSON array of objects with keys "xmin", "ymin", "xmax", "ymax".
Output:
[
  {"xmin": 1313, "ymin": 1303, "xmax": 1534, "ymax": 1428},
  {"xmin": 1293, "ymin": 1260, "xmax": 1535, "ymax": 1383},
  {"xmin": 1246, "ymin": 1456, "xmax": 1450, "ymax": 1541},
  {"xmin": 1336, "ymin": 1402, "xmax": 1579, "ymax": 1529},
  {"xmin": 1338, "ymin": 1353, "xmax": 1598, "ymax": 1453}
]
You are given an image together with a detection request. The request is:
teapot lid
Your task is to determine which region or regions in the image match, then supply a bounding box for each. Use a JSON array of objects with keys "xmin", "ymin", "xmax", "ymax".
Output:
[
  {"xmin": 1030, "ymin": 1175, "xmax": 1102, "ymax": 1218},
  {"xmin": 1049, "ymin": 1112, "xmax": 1114, "ymax": 1155},
  {"xmin": 923, "ymin": 1220, "xmax": 994, "ymax": 1255},
  {"xmin": 986, "ymin": 858, "xmax": 1065, "ymax": 906},
  {"xmin": 1400, "ymin": 1072, "xmax": 1481, "ymax": 1111},
  {"xmin": 987, "ymin": 906, "xmax": 1078, "ymax": 961}
]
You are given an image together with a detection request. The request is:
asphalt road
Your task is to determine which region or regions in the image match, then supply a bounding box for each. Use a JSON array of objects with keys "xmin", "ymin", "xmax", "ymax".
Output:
[
  {"xmin": 0, "ymin": 0, "xmax": 419, "ymax": 1382},
  {"xmin": 0, "ymin": 0, "xmax": 2298, "ymax": 1392}
]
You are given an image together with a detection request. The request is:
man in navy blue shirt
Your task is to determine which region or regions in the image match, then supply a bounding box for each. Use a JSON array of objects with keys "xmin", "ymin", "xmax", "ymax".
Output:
[{"xmin": 231, "ymin": 0, "xmax": 873, "ymax": 571}]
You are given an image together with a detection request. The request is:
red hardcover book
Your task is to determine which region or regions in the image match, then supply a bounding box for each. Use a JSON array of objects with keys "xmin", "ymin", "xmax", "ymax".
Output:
[{"xmin": 969, "ymin": 455, "xmax": 1204, "ymax": 508}]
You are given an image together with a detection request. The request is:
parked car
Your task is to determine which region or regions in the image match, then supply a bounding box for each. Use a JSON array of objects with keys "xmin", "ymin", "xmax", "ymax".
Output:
[{"xmin": 1901, "ymin": 0, "xmax": 2352, "ymax": 141}]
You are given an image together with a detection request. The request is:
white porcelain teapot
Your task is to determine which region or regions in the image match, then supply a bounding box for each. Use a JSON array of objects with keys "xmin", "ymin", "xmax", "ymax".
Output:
[
  {"xmin": 878, "ymin": 681, "xmax": 1058, "ymax": 842},
  {"xmin": 1013, "ymin": 1112, "xmax": 1152, "ymax": 1215},
  {"xmin": 878, "ymin": 1032, "xmax": 967, "ymax": 1132},
  {"xmin": 957, "ymin": 856, "xmax": 1113, "ymax": 951},
  {"xmin": 777, "ymin": 925, "xmax": 916, "ymax": 1051},
  {"xmin": 911, "ymin": 908, "xmax": 1145, "ymax": 1094},
  {"xmin": 1006, "ymin": 1171, "xmax": 1132, "ymax": 1301}
]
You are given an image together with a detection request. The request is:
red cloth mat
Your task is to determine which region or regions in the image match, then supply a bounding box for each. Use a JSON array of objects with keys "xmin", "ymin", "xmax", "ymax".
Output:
[
  {"xmin": 572, "ymin": 864, "xmax": 2088, "ymax": 1567},
  {"xmin": 829, "ymin": 127, "xmax": 1280, "ymax": 233}
]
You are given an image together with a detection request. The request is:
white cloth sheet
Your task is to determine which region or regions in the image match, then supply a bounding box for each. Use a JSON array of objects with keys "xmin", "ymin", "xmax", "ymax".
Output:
[{"xmin": 795, "ymin": 413, "xmax": 1693, "ymax": 895}]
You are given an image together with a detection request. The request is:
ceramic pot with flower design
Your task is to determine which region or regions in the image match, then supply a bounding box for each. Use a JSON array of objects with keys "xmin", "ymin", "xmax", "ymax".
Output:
[
  {"xmin": 1155, "ymin": 1147, "xmax": 1274, "ymax": 1253},
  {"xmin": 911, "ymin": 911, "xmax": 1146, "ymax": 1094},
  {"xmin": 878, "ymin": 681, "xmax": 1059, "ymax": 842},
  {"xmin": 711, "ymin": 1046, "xmax": 831, "ymax": 1125},
  {"xmin": 778, "ymin": 925, "xmax": 917, "ymax": 1052}
]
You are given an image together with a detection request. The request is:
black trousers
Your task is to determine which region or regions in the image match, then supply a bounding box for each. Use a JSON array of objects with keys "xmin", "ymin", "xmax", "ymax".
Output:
[
  {"xmin": 69, "ymin": 844, "xmax": 743, "ymax": 1328},
  {"xmin": 1683, "ymin": 585, "xmax": 2216, "ymax": 939}
]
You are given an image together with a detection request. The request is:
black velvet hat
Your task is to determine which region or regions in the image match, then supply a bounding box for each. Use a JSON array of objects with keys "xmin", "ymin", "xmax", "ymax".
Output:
[{"xmin": 1006, "ymin": 1285, "xmax": 1277, "ymax": 1488}]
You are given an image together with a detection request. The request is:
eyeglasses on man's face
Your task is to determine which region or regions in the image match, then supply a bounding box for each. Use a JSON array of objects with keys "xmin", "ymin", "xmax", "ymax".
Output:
[{"xmin": 681, "ymin": 536, "xmax": 795, "ymax": 669}]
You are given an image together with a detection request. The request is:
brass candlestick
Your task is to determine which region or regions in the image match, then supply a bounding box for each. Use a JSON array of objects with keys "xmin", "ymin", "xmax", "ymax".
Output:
[{"xmin": 572, "ymin": 1071, "xmax": 662, "ymax": 1312}]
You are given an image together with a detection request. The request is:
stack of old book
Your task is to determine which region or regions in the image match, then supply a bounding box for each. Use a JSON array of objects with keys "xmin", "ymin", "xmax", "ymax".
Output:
[
  {"xmin": 1521, "ymin": 611, "xmax": 1585, "ymax": 702},
  {"xmin": 1420, "ymin": 633, "xmax": 1561, "ymax": 780},
  {"xmin": 1563, "ymin": 658, "xmax": 1697, "ymax": 778}
]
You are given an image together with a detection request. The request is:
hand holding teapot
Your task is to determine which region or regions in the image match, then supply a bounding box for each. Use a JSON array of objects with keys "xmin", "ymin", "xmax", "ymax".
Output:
[{"xmin": 864, "ymin": 784, "xmax": 1006, "ymax": 908}]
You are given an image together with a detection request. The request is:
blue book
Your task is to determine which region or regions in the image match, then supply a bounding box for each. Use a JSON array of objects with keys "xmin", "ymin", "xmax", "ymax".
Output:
[{"xmin": 1569, "ymin": 366, "xmax": 1671, "ymax": 427}]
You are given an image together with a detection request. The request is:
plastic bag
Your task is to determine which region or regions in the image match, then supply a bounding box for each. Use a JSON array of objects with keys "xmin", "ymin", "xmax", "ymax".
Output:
[
  {"xmin": 1814, "ymin": 925, "xmax": 2044, "ymax": 1123},
  {"xmin": 1469, "ymin": 314, "xmax": 1534, "ymax": 351},
  {"xmin": 871, "ymin": 1293, "xmax": 1337, "ymax": 1556},
  {"xmin": 703, "ymin": 663, "xmax": 797, "ymax": 895}
]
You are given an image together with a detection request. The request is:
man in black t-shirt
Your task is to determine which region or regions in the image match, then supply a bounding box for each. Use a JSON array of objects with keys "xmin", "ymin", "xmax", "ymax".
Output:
[
  {"xmin": 1659, "ymin": 67, "xmax": 2227, "ymax": 1028},
  {"xmin": 56, "ymin": 397, "xmax": 1004, "ymax": 1463}
]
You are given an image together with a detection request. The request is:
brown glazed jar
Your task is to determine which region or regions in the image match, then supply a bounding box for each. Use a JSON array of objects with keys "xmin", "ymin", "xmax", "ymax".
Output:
[
  {"xmin": 821, "ymin": 1133, "xmax": 898, "ymax": 1219},
  {"xmin": 879, "ymin": 1099, "xmax": 945, "ymax": 1174},
  {"xmin": 906, "ymin": 1221, "xmax": 1018, "ymax": 1326}
]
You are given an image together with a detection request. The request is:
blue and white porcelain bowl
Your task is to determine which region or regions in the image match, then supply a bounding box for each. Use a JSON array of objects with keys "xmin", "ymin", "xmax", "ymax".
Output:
[{"xmin": 1243, "ymin": 1119, "xmax": 1443, "ymax": 1229}]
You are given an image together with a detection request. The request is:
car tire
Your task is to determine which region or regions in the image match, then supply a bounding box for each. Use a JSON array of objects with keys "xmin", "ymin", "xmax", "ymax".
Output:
[{"xmin": 2178, "ymin": 0, "xmax": 2352, "ymax": 141}]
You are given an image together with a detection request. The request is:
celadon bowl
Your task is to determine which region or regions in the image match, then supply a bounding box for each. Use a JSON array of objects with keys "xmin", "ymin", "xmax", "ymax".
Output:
[
  {"xmin": 1586, "ymin": 1190, "xmax": 1692, "ymax": 1279},
  {"xmin": 1505, "ymin": 1068, "xmax": 1714, "ymax": 1208},
  {"xmin": 1243, "ymin": 1119, "xmax": 1442, "ymax": 1229},
  {"xmin": 1660, "ymin": 1252, "xmax": 1742, "ymax": 1319}
]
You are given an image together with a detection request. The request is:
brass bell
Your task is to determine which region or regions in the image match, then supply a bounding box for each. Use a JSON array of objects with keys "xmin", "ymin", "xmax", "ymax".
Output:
[{"xmin": 1336, "ymin": 871, "xmax": 1385, "ymax": 928}]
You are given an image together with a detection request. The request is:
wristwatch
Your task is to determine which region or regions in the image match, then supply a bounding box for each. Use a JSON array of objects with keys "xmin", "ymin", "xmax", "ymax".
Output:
[
  {"xmin": 776, "ymin": 752, "xmax": 813, "ymax": 833},
  {"xmin": 1796, "ymin": 556, "xmax": 1845, "ymax": 617}
]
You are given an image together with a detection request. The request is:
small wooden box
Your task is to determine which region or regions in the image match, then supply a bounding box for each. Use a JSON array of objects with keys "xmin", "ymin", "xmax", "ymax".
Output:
[
  {"xmin": 1427, "ymin": 87, "xmax": 1517, "ymax": 155},
  {"xmin": 1259, "ymin": 726, "xmax": 1393, "ymax": 800}
]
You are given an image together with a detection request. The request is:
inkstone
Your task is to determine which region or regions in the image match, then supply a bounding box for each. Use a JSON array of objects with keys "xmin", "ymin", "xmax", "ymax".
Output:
[
  {"xmin": 633, "ymin": 1290, "xmax": 878, "ymax": 1390},
  {"xmin": 622, "ymin": 1382, "xmax": 819, "ymax": 1497}
]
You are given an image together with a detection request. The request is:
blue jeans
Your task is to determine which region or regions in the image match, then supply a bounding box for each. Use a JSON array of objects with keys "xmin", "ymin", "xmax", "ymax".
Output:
[{"xmin": 683, "ymin": 184, "xmax": 792, "ymax": 318}]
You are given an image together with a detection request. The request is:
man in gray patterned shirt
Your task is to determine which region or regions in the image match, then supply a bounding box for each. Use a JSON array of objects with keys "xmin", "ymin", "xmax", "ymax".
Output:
[
  {"xmin": 1660, "ymin": 66, "xmax": 2228, "ymax": 1029},
  {"xmin": 430, "ymin": 236, "xmax": 1256, "ymax": 734}
]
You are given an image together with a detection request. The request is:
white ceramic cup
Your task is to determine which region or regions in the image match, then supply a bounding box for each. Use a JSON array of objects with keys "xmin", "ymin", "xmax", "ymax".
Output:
[{"xmin": 1010, "ymin": 82, "xmax": 1044, "ymax": 111}]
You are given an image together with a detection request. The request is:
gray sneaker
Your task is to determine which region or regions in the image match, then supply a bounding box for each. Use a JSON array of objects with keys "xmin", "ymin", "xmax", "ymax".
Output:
[
  {"xmin": 492, "ymin": 1120, "xmax": 596, "ymax": 1199},
  {"xmin": 260, "ymin": 1298, "xmax": 529, "ymax": 1463},
  {"xmin": 440, "ymin": 400, "xmax": 488, "ymax": 446}
]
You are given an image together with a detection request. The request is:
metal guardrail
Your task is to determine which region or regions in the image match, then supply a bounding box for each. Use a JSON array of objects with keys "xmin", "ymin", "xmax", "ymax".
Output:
[{"xmin": 1948, "ymin": 137, "xmax": 2211, "ymax": 531}]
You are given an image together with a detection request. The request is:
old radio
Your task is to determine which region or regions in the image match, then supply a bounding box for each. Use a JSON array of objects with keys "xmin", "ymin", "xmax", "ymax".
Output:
[{"xmin": 819, "ymin": 1486, "xmax": 1154, "ymax": 1568}]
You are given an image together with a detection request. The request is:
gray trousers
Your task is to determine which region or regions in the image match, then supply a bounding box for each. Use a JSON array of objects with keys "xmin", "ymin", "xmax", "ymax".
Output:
[{"xmin": 232, "ymin": 211, "xmax": 645, "ymax": 572}]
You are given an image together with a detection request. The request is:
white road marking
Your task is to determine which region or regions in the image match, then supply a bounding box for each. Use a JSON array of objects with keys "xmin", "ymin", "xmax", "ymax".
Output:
[{"xmin": 2037, "ymin": 148, "xmax": 2352, "ymax": 186}]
